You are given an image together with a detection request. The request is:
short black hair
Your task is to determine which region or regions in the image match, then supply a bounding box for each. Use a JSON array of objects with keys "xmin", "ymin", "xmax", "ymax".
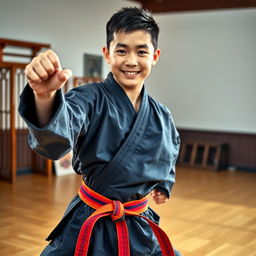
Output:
[{"xmin": 106, "ymin": 7, "xmax": 159, "ymax": 50}]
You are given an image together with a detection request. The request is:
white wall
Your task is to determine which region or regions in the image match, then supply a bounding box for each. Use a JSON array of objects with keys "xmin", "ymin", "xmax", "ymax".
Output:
[
  {"xmin": 1, "ymin": 1, "xmax": 255, "ymax": 133},
  {"xmin": 147, "ymin": 9, "xmax": 256, "ymax": 133}
]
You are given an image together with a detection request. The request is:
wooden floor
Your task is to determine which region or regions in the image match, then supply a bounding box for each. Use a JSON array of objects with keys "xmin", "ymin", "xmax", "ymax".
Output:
[{"xmin": 0, "ymin": 167, "xmax": 256, "ymax": 256}]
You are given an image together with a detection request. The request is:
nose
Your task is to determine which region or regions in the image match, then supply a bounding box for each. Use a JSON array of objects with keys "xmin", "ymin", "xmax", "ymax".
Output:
[{"xmin": 124, "ymin": 53, "xmax": 138, "ymax": 66}]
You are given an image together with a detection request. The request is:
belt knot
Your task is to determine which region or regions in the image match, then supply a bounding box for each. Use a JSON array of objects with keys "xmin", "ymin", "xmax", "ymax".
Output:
[
  {"xmin": 75, "ymin": 181, "xmax": 175, "ymax": 256},
  {"xmin": 111, "ymin": 200, "xmax": 125, "ymax": 222}
]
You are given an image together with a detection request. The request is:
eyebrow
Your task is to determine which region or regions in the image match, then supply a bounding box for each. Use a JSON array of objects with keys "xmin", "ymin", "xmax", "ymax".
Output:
[{"xmin": 116, "ymin": 43, "xmax": 149, "ymax": 49}]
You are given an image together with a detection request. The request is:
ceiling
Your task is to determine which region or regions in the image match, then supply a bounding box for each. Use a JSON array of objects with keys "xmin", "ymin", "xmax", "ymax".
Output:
[{"xmin": 129, "ymin": 0, "xmax": 256, "ymax": 13}]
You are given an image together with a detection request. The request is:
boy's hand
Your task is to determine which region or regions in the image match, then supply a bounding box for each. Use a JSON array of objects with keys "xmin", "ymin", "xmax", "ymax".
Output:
[
  {"xmin": 25, "ymin": 50, "xmax": 72, "ymax": 98},
  {"xmin": 151, "ymin": 189, "xmax": 168, "ymax": 205}
]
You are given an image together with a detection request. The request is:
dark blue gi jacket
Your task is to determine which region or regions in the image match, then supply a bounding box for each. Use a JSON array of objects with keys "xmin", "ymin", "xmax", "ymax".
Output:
[{"xmin": 19, "ymin": 73, "xmax": 180, "ymax": 256}]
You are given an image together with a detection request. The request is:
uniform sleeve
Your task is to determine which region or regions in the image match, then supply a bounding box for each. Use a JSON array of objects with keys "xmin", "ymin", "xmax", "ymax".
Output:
[
  {"xmin": 155, "ymin": 112, "xmax": 180, "ymax": 198},
  {"xmin": 18, "ymin": 84, "xmax": 95, "ymax": 160}
]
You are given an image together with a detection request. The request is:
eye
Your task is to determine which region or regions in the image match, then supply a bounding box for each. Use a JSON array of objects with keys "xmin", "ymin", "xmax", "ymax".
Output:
[
  {"xmin": 138, "ymin": 50, "xmax": 148, "ymax": 56},
  {"xmin": 116, "ymin": 49, "xmax": 126, "ymax": 55}
]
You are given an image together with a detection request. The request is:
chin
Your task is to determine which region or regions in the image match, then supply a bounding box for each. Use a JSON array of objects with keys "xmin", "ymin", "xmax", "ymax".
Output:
[{"xmin": 121, "ymin": 80, "xmax": 142, "ymax": 89}]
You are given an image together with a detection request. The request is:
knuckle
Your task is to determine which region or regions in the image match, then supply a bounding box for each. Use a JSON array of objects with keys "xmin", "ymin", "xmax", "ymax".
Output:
[
  {"xmin": 37, "ymin": 52, "xmax": 48, "ymax": 62},
  {"xmin": 33, "ymin": 61, "xmax": 41, "ymax": 69},
  {"xmin": 46, "ymin": 49, "xmax": 54, "ymax": 55},
  {"xmin": 47, "ymin": 50, "xmax": 59, "ymax": 65},
  {"xmin": 25, "ymin": 66, "xmax": 33, "ymax": 78},
  {"xmin": 31, "ymin": 57, "xmax": 39, "ymax": 66},
  {"xmin": 40, "ymin": 53, "xmax": 47, "ymax": 60},
  {"xmin": 46, "ymin": 49, "xmax": 56, "ymax": 59},
  {"xmin": 31, "ymin": 56, "xmax": 37, "ymax": 62}
]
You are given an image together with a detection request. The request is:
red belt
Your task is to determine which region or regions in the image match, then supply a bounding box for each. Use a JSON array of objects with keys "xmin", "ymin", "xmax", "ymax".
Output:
[{"xmin": 75, "ymin": 180, "xmax": 175, "ymax": 256}]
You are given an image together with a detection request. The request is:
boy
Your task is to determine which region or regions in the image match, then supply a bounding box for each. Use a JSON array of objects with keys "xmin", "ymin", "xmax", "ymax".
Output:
[{"xmin": 19, "ymin": 7, "xmax": 181, "ymax": 256}]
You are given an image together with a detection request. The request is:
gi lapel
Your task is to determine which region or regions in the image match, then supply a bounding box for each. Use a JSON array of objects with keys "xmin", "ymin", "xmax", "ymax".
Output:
[{"xmin": 93, "ymin": 87, "xmax": 150, "ymax": 193}]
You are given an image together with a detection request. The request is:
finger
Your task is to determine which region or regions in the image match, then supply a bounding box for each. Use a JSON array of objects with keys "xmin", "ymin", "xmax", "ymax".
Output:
[
  {"xmin": 57, "ymin": 69, "xmax": 72, "ymax": 83},
  {"xmin": 153, "ymin": 193, "xmax": 168, "ymax": 202},
  {"xmin": 25, "ymin": 64, "xmax": 42, "ymax": 83},
  {"xmin": 40, "ymin": 54, "xmax": 55, "ymax": 75},
  {"xmin": 32, "ymin": 59, "xmax": 50, "ymax": 80},
  {"xmin": 46, "ymin": 50, "xmax": 62, "ymax": 71},
  {"xmin": 154, "ymin": 197, "xmax": 168, "ymax": 204},
  {"xmin": 156, "ymin": 194, "xmax": 166, "ymax": 200}
]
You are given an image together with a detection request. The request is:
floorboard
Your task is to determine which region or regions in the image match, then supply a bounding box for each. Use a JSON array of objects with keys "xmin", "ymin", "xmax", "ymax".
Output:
[{"xmin": 0, "ymin": 167, "xmax": 255, "ymax": 255}]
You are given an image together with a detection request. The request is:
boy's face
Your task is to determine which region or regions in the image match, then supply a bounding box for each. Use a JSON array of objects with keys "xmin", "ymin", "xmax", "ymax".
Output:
[{"xmin": 103, "ymin": 30, "xmax": 160, "ymax": 91}]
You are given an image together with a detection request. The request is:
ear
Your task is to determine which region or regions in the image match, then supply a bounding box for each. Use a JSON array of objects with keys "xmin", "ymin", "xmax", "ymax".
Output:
[
  {"xmin": 102, "ymin": 47, "xmax": 111, "ymax": 64},
  {"xmin": 152, "ymin": 49, "xmax": 161, "ymax": 66}
]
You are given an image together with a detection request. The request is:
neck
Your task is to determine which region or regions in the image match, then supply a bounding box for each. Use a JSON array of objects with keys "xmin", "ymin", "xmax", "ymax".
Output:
[
  {"xmin": 123, "ymin": 86, "xmax": 143, "ymax": 112},
  {"xmin": 111, "ymin": 74, "xmax": 143, "ymax": 112}
]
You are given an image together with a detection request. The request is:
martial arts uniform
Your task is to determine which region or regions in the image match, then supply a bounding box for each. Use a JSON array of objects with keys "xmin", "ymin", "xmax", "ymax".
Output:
[{"xmin": 19, "ymin": 72, "xmax": 181, "ymax": 256}]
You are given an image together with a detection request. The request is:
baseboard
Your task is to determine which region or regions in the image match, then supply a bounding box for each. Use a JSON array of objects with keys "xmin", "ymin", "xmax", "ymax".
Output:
[{"xmin": 177, "ymin": 128, "xmax": 256, "ymax": 173}]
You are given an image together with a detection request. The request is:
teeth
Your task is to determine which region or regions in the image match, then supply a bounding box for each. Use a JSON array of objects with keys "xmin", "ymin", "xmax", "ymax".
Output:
[{"xmin": 124, "ymin": 71, "xmax": 138, "ymax": 75}]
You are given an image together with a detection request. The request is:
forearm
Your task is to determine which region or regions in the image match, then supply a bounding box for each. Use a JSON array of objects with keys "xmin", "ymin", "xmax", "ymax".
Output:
[
  {"xmin": 19, "ymin": 86, "xmax": 75, "ymax": 160},
  {"xmin": 34, "ymin": 90, "xmax": 57, "ymax": 127}
]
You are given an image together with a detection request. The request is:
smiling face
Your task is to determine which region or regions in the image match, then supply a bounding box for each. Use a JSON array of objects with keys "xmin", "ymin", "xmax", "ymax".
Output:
[{"xmin": 103, "ymin": 30, "xmax": 160, "ymax": 92}]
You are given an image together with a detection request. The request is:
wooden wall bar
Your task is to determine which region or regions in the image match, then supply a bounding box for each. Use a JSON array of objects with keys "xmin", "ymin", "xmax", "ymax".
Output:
[
  {"xmin": 16, "ymin": 129, "xmax": 32, "ymax": 171},
  {"xmin": 0, "ymin": 38, "xmax": 51, "ymax": 183},
  {"xmin": 134, "ymin": 0, "xmax": 256, "ymax": 13},
  {"xmin": 177, "ymin": 128, "xmax": 256, "ymax": 171}
]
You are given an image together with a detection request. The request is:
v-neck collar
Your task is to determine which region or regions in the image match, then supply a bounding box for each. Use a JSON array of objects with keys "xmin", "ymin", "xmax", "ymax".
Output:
[{"xmin": 102, "ymin": 73, "xmax": 147, "ymax": 119}]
